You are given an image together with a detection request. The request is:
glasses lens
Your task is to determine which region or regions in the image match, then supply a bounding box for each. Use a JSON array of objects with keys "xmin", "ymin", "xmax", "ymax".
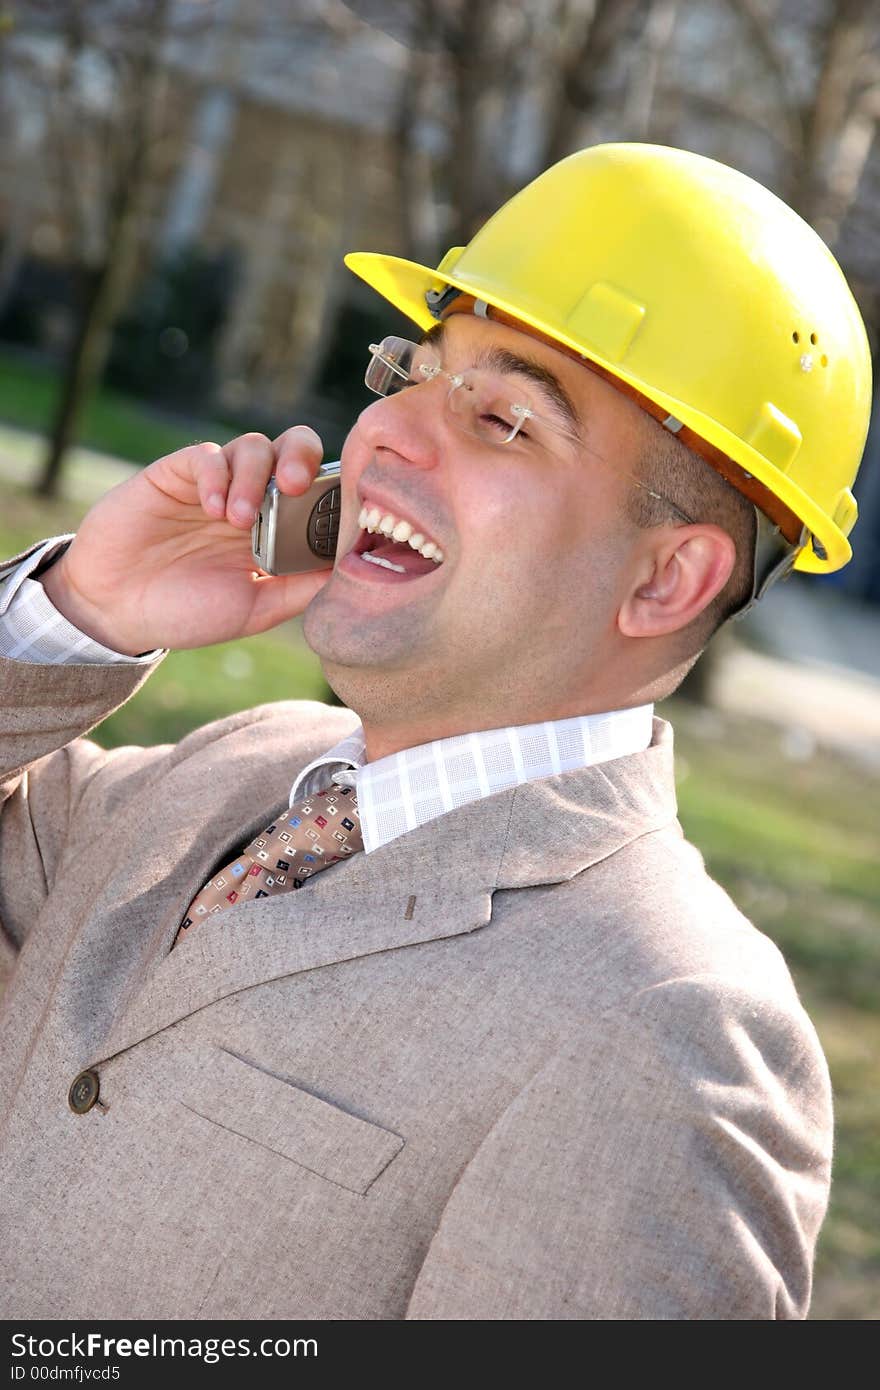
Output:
[
  {"xmin": 365, "ymin": 337, "xmax": 413, "ymax": 396},
  {"xmin": 365, "ymin": 337, "xmax": 442, "ymax": 397},
  {"xmin": 447, "ymin": 371, "xmax": 533, "ymax": 446}
]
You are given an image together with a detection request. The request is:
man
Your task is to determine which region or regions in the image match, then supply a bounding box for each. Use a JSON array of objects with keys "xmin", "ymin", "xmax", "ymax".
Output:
[{"xmin": 0, "ymin": 144, "xmax": 872, "ymax": 1319}]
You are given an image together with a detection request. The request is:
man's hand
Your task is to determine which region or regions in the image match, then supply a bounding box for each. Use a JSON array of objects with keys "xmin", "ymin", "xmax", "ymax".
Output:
[{"xmin": 40, "ymin": 428, "xmax": 332, "ymax": 656}]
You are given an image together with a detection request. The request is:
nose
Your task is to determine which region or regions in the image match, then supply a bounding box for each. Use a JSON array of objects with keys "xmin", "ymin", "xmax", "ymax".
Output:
[{"xmin": 353, "ymin": 377, "xmax": 447, "ymax": 471}]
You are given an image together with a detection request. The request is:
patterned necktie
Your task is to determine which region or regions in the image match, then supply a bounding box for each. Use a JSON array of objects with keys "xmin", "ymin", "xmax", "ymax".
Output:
[{"xmin": 174, "ymin": 779, "xmax": 362, "ymax": 946}]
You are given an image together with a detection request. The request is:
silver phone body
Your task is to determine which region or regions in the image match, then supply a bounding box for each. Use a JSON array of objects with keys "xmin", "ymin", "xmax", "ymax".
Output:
[{"xmin": 251, "ymin": 461, "xmax": 342, "ymax": 575}]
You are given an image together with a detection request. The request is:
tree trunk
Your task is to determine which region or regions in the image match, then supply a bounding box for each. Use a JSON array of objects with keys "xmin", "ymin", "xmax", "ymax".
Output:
[
  {"xmin": 36, "ymin": 0, "xmax": 170, "ymax": 497},
  {"xmin": 36, "ymin": 161, "xmax": 150, "ymax": 497},
  {"xmin": 37, "ymin": 263, "xmax": 112, "ymax": 497}
]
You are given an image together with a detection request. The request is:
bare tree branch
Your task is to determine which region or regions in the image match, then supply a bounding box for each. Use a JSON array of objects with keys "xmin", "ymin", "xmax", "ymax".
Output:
[
  {"xmin": 38, "ymin": 0, "xmax": 174, "ymax": 494},
  {"xmin": 675, "ymin": 84, "xmax": 800, "ymax": 154},
  {"xmin": 624, "ymin": 0, "xmax": 679, "ymax": 139},
  {"xmin": 722, "ymin": 0, "xmax": 807, "ymax": 154},
  {"xmin": 791, "ymin": 0, "xmax": 879, "ymax": 225},
  {"xmin": 542, "ymin": 0, "xmax": 646, "ymax": 166},
  {"xmin": 389, "ymin": 0, "xmax": 435, "ymax": 260}
]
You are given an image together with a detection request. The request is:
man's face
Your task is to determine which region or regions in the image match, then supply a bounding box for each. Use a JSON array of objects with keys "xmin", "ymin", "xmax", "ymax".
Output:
[{"xmin": 303, "ymin": 314, "xmax": 648, "ymax": 739}]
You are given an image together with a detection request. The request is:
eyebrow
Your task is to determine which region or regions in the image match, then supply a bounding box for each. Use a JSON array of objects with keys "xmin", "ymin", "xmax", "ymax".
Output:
[{"xmin": 421, "ymin": 322, "xmax": 584, "ymax": 438}]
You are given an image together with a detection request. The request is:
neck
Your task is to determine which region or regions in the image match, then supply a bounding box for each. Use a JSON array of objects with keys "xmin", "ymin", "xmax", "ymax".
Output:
[{"xmin": 322, "ymin": 651, "xmax": 663, "ymax": 763}]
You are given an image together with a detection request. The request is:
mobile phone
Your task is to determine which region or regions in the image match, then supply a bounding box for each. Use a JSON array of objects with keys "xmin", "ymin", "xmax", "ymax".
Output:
[{"xmin": 251, "ymin": 461, "xmax": 342, "ymax": 575}]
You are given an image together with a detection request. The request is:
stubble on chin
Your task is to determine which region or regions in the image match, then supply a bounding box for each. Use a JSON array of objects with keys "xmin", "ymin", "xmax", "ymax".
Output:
[{"xmin": 305, "ymin": 580, "xmax": 416, "ymax": 665}]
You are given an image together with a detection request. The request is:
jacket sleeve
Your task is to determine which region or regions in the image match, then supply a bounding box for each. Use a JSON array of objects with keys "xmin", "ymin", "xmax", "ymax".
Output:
[
  {"xmin": 405, "ymin": 974, "xmax": 833, "ymax": 1320},
  {"xmin": 0, "ymin": 648, "xmax": 164, "ymax": 973}
]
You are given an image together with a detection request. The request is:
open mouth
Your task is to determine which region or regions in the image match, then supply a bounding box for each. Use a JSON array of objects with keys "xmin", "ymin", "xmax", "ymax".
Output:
[{"xmin": 352, "ymin": 504, "xmax": 445, "ymax": 578}]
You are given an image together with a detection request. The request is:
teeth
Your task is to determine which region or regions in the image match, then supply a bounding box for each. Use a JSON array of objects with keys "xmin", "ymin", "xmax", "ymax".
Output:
[
  {"xmin": 357, "ymin": 505, "xmax": 444, "ymax": 564},
  {"xmin": 362, "ymin": 551, "xmax": 406, "ymax": 574}
]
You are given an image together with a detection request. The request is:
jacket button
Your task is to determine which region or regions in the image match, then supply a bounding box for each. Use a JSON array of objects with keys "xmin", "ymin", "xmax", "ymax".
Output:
[{"xmin": 68, "ymin": 1069, "xmax": 100, "ymax": 1114}]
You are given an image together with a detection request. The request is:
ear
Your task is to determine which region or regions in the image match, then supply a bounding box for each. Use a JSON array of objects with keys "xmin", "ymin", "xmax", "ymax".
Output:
[{"xmin": 617, "ymin": 526, "xmax": 738, "ymax": 639}]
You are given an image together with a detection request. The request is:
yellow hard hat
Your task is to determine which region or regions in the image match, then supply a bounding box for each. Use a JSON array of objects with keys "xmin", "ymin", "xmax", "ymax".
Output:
[{"xmin": 345, "ymin": 142, "xmax": 873, "ymax": 578}]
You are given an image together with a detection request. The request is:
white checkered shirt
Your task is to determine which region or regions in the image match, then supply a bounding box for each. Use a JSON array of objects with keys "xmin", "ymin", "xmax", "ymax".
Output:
[
  {"xmin": 0, "ymin": 538, "xmax": 161, "ymax": 665},
  {"xmin": 1, "ymin": 542, "xmax": 654, "ymax": 853},
  {"xmin": 291, "ymin": 710, "xmax": 653, "ymax": 854}
]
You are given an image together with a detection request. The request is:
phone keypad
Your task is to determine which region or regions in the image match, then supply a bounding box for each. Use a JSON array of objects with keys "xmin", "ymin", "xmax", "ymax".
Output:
[{"xmin": 308, "ymin": 485, "xmax": 342, "ymax": 557}]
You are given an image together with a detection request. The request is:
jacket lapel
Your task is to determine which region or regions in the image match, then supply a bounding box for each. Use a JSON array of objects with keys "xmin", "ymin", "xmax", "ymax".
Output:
[
  {"xmin": 91, "ymin": 797, "xmax": 505, "ymax": 1063},
  {"xmin": 495, "ymin": 718, "xmax": 677, "ymax": 890},
  {"xmin": 91, "ymin": 719, "xmax": 677, "ymax": 1064}
]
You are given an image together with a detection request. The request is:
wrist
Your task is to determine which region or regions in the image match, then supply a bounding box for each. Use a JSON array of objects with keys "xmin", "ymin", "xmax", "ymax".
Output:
[{"xmin": 39, "ymin": 553, "xmax": 146, "ymax": 658}]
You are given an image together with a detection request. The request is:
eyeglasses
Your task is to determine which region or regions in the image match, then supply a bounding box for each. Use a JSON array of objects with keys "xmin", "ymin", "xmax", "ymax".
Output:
[
  {"xmin": 366, "ymin": 336, "xmax": 583, "ymax": 455},
  {"xmin": 365, "ymin": 335, "xmax": 695, "ymax": 524}
]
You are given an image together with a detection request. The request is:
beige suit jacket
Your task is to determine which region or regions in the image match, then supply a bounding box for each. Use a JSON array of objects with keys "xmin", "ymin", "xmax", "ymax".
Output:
[{"xmin": 0, "ymin": 639, "xmax": 832, "ymax": 1319}]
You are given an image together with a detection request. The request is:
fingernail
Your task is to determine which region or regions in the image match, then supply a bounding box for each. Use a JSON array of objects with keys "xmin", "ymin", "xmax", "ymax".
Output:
[
  {"xmin": 207, "ymin": 493, "xmax": 225, "ymax": 515},
  {"xmin": 231, "ymin": 499, "xmax": 254, "ymax": 524},
  {"xmin": 279, "ymin": 460, "xmax": 310, "ymax": 489}
]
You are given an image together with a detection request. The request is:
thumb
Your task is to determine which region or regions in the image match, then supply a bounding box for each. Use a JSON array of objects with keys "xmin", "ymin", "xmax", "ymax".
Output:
[{"xmin": 246, "ymin": 566, "xmax": 334, "ymax": 634}]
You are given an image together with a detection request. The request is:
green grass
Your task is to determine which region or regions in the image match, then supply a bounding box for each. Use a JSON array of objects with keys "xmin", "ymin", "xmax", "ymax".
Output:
[
  {"xmin": 662, "ymin": 698, "xmax": 880, "ymax": 1319},
  {"xmin": 665, "ymin": 704, "xmax": 880, "ymax": 1013},
  {"xmin": 0, "ymin": 346, "xmax": 230, "ymax": 465},
  {"xmin": 2, "ymin": 483, "xmax": 878, "ymax": 1318},
  {"xmin": 0, "ymin": 483, "xmax": 86, "ymax": 556},
  {"xmin": 96, "ymin": 632, "xmax": 331, "ymax": 748}
]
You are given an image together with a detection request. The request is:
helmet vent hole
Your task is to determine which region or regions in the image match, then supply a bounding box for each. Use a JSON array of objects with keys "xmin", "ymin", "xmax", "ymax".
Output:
[
  {"xmin": 810, "ymin": 332, "xmax": 818, "ymax": 345},
  {"xmin": 792, "ymin": 330, "xmax": 799, "ymax": 343}
]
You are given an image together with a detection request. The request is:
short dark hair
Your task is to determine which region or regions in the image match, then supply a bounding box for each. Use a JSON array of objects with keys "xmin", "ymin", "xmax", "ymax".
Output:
[{"xmin": 626, "ymin": 416, "xmax": 756, "ymax": 653}]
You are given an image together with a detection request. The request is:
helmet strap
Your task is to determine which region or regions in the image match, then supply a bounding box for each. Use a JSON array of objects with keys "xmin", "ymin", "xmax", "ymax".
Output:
[{"xmin": 732, "ymin": 510, "xmax": 806, "ymax": 619}]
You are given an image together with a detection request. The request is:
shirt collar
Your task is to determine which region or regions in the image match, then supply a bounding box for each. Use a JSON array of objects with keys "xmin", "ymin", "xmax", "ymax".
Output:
[{"xmin": 290, "ymin": 707, "xmax": 653, "ymax": 855}]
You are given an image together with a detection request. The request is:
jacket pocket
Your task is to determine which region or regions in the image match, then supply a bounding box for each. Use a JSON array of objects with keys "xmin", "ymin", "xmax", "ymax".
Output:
[{"xmin": 180, "ymin": 1046, "xmax": 404, "ymax": 1195}]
